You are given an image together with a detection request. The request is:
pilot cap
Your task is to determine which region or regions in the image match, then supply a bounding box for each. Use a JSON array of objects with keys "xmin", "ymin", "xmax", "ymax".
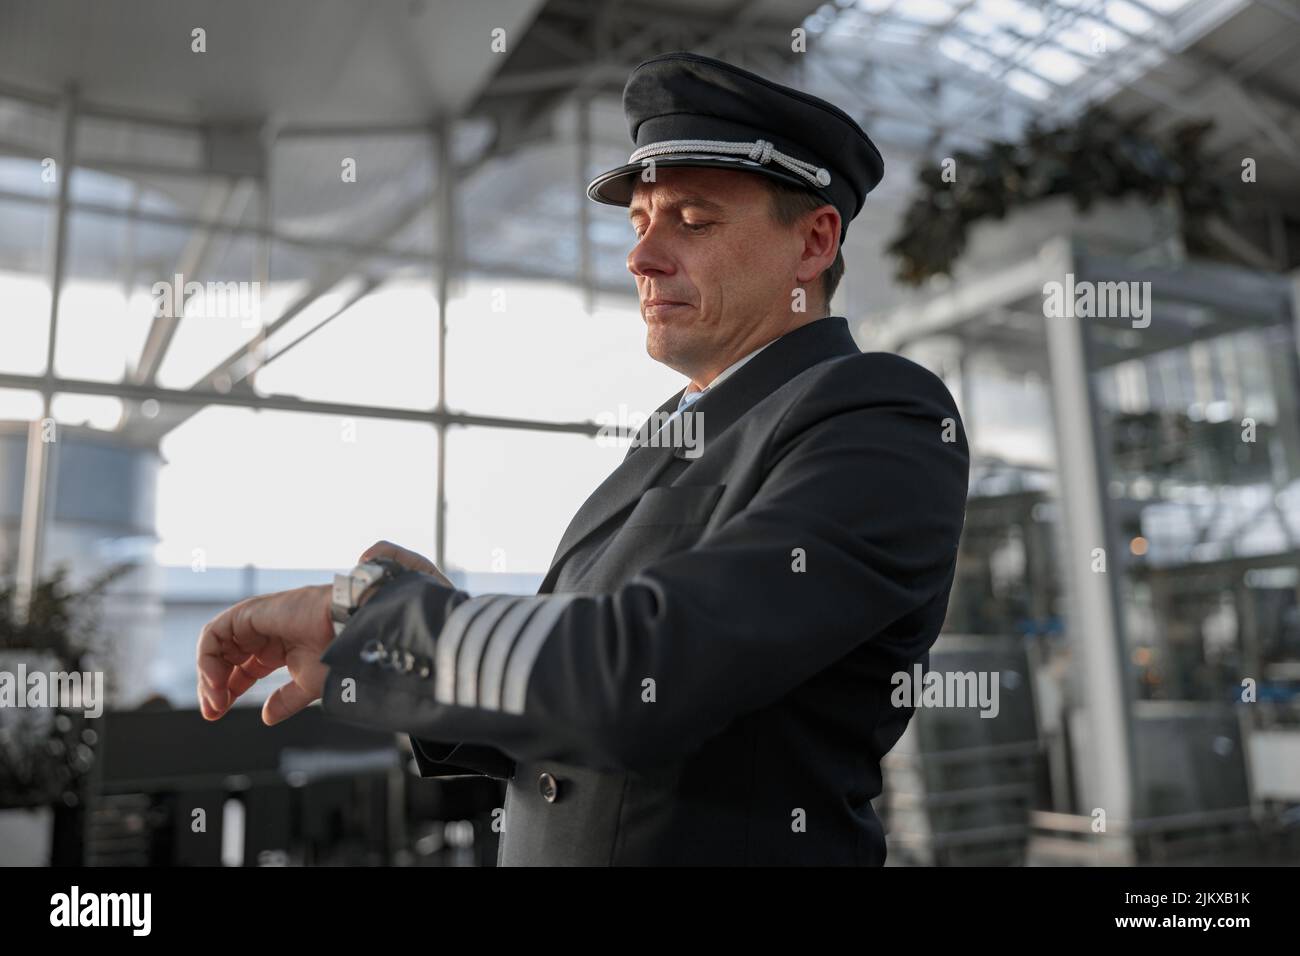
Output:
[{"xmin": 587, "ymin": 51, "xmax": 884, "ymax": 241}]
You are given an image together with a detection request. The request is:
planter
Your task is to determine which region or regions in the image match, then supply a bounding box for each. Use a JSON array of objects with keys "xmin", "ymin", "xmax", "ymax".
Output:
[
  {"xmin": 953, "ymin": 195, "xmax": 1185, "ymax": 280},
  {"xmin": 0, "ymin": 650, "xmax": 98, "ymax": 811},
  {"xmin": 0, "ymin": 805, "xmax": 52, "ymax": 864}
]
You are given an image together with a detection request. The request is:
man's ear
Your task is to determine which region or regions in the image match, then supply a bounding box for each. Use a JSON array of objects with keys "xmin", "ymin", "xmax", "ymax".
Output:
[{"xmin": 795, "ymin": 205, "xmax": 840, "ymax": 286}]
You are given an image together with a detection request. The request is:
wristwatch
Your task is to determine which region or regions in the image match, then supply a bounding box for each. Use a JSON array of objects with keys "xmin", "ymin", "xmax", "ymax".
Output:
[{"xmin": 330, "ymin": 557, "xmax": 406, "ymax": 636}]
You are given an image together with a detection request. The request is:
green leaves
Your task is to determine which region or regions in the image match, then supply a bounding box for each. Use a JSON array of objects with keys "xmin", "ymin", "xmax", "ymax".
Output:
[{"xmin": 887, "ymin": 108, "xmax": 1231, "ymax": 286}]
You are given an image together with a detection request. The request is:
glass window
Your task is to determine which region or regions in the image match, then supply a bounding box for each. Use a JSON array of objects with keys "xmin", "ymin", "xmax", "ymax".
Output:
[
  {"xmin": 252, "ymin": 275, "xmax": 439, "ymax": 411},
  {"xmin": 445, "ymin": 280, "xmax": 681, "ymax": 424},
  {"xmin": 444, "ymin": 425, "xmax": 626, "ymax": 576},
  {"xmin": 155, "ymin": 405, "xmax": 438, "ymax": 570},
  {"xmin": 0, "ymin": 261, "xmax": 52, "ymax": 375}
]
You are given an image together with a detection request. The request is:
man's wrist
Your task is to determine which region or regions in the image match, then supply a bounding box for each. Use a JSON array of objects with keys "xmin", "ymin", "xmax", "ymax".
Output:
[{"xmin": 331, "ymin": 557, "xmax": 407, "ymax": 635}]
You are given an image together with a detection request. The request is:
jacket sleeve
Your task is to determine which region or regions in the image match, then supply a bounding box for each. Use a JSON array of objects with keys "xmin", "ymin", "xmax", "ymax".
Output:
[{"xmin": 319, "ymin": 354, "xmax": 969, "ymax": 773}]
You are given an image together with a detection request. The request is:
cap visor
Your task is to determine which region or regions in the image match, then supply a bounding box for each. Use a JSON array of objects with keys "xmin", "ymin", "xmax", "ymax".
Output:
[{"xmin": 587, "ymin": 155, "xmax": 817, "ymax": 206}]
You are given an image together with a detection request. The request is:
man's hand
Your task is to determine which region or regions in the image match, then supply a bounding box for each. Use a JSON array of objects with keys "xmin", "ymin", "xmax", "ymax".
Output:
[
  {"xmin": 196, "ymin": 584, "xmax": 334, "ymax": 727},
  {"xmin": 359, "ymin": 539, "xmax": 454, "ymax": 589},
  {"xmin": 196, "ymin": 543, "xmax": 447, "ymax": 727}
]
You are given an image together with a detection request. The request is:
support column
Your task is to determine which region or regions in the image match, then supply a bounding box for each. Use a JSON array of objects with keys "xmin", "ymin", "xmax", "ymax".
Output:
[
  {"xmin": 1039, "ymin": 238, "xmax": 1138, "ymax": 859},
  {"xmin": 433, "ymin": 117, "xmax": 457, "ymax": 572},
  {"xmin": 13, "ymin": 85, "xmax": 76, "ymax": 623}
]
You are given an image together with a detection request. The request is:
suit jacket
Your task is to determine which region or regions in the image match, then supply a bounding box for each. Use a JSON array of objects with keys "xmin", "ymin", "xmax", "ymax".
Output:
[{"xmin": 320, "ymin": 314, "xmax": 970, "ymax": 865}]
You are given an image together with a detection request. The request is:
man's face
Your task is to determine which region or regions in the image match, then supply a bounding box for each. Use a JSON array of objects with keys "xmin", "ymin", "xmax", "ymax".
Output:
[{"xmin": 626, "ymin": 167, "xmax": 805, "ymax": 381}]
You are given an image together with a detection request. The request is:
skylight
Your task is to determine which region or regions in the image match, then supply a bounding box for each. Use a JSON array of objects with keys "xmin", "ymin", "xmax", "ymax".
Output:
[{"xmin": 817, "ymin": 0, "xmax": 1211, "ymax": 119}]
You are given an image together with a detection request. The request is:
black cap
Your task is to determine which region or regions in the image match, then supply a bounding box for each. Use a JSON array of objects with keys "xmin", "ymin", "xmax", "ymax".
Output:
[{"xmin": 586, "ymin": 51, "xmax": 884, "ymax": 242}]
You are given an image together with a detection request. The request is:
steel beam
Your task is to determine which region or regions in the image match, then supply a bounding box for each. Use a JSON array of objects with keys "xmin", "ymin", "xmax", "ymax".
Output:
[
  {"xmin": 131, "ymin": 179, "xmax": 252, "ymax": 385},
  {"xmin": 12, "ymin": 86, "xmax": 75, "ymax": 624},
  {"xmin": 434, "ymin": 117, "xmax": 456, "ymax": 572},
  {"xmin": 0, "ymin": 370, "xmax": 628, "ymax": 440}
]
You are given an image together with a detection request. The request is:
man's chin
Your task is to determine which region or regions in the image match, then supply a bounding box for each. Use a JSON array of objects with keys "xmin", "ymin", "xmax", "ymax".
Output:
[{"xmin": 644, "ymin": 327, "xmax": 687, "ymax": 367}]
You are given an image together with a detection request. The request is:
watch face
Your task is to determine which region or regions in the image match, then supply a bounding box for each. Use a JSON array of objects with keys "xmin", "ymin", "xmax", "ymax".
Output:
[
  {"xmin": 365, "ymin": 557, "xmax": 405, "ymax": 577},
  {"xmin": 357, "ymin": 559, "xmax": 404, "ymax": 603},
  {"xmin": 355, "ymin": 565, "xmax": 386, "ymax": 589},
  {"xmin": 332, "ymin": 572, "xmax": 354, "ymax": 609},
  {"xmin": 333, "ymin": 560, "xmax": 406, "ymax": 627}
]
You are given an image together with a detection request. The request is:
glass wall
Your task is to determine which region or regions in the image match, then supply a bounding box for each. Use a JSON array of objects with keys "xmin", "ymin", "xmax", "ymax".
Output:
[{"xmin": 0, "ymin": 92, "xmax": 659, "ymax": 709}]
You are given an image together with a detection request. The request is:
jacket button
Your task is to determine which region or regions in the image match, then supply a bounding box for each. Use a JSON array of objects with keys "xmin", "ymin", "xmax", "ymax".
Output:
[{"xmin": 538, "ymin": 772, "xmax": 559, "ymax": 803}]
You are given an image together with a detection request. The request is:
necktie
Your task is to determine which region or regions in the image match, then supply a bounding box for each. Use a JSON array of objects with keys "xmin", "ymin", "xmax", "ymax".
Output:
[
  {"xmin": 676, "ymin": 389, "xmax": 705, "ymax": 414},
  {"xmin": 649, "ymin": 388, "xmax": 705, "ymax": 440}
]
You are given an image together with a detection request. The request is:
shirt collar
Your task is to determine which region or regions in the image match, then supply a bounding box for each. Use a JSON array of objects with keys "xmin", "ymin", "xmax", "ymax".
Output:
[{"xmin": 679, "ymin": 336, "xmax": 780, "ymax": 407}]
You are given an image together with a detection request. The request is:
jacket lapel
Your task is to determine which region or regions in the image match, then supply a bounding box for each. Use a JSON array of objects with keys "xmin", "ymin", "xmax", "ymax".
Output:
[{"xmin": 539, "ymin": 316, "xmax": 861, "ymax": 592}]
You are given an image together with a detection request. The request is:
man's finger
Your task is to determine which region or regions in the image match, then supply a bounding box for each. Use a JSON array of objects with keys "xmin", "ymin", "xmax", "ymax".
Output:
[
  {"xmin": 196, "ymin": 618, "xmax": 236, "ymax": 702},
  {"xmin": 360, "ymin": 539, "xmax": 423, "ymax": 567},
  {"xmin": 262, "ymin": 679, "xmax": 316, "ymax": 727},
  {"xmin": 359, "ymin": 540, "xmax": 452, "ymax": 586},
  {"xmin": 197, "ymin": 596, "xmax": 279, "ymax": 716},
  {"xmin": 227, "ymin": 652, "xmax": 281, "ymax": 701},
  {"xmin": 197, "ymin": 664, "xmax": 228, "ymax": 717},
  {"xmin": 198, "ymin": 679, "xmax": 229, "ymax": 721}
]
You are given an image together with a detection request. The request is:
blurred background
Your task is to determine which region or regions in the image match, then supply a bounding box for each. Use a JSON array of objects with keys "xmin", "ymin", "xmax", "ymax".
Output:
[{"xmin": 1, "ymin": 0, "xmax": 1299, "ymax": 866}]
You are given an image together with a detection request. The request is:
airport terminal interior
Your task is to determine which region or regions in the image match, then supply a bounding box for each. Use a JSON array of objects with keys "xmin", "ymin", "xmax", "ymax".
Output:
[{"xmin": 2, "ymin": 0, "xmax": 1300, "ymax": 865}]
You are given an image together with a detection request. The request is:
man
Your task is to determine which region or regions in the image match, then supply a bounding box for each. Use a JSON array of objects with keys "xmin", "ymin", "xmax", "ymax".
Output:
[{"xmin": 196, "ymin": 51, "xmax": 969, "ymax": 865}]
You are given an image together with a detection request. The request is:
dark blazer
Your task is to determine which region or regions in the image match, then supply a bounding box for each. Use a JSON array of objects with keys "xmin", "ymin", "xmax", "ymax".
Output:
[{"xmin": 320, "ymin": 315, "xmax": 969, "ymax": 865}]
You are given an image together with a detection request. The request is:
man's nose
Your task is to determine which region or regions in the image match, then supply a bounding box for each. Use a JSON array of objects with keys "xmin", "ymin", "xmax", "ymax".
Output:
[{"xmin": 627, "ymin": 229, "xmax": 676, "ymax": 279}]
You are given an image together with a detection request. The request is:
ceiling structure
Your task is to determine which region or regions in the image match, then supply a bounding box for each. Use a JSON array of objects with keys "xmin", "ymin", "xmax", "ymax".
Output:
[
  {"xmin": 0, "ymin": 0, "xmax": 1297, "ymax": 596},
  {"xmin": 1, "ymin": 1, "xmax": 1291, "ymax": 290},
  {"xmin": 0, "ymin": 0, "xmax": 1295, "ymax": 436},
  {"xmin": 0, "ymin": 0, "xmax": 546, "ymax": 123}
]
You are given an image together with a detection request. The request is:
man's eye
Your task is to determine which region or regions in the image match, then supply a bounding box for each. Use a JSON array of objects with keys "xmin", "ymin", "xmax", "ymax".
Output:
[{"xmin": 683, "ymin": 222, "xmax": 712, "ymax": 232}]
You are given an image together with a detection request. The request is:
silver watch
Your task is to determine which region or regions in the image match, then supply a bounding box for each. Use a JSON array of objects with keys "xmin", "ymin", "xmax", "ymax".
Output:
[{"xmin": 330, "ymin": 557, "xmax": 405, "ymax": 636}]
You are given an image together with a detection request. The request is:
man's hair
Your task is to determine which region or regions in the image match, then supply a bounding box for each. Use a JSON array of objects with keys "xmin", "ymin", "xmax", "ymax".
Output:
[{"xmin": 763, "ymin": 178, "xmax": 845, "ymax": 313}]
